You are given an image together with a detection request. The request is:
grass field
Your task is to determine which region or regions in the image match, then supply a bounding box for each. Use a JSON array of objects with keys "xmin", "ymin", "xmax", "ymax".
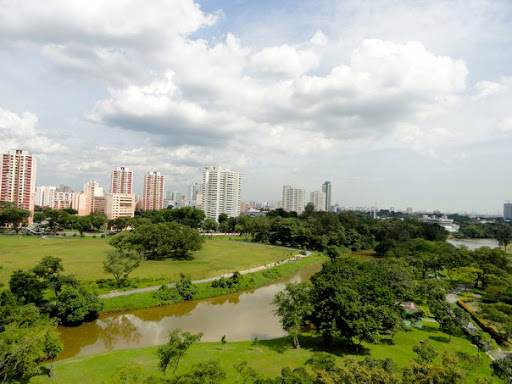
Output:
[
  {"xmin": 25, "ymin": 324, "xmax": 501, "ymax": 383},
  {"xmin": 0, "ymin": 236, "xmax": 294, "ymax": 289}
]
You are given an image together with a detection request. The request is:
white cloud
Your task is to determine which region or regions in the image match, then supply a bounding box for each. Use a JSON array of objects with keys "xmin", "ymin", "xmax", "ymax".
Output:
[{"xmin": 0, "ymin": 108, "xmax": 67, "ymax": 154}]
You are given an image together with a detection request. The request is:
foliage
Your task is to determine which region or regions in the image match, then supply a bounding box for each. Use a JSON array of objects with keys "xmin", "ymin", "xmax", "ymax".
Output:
[
  {"xmin": 273, "ymin": 282, "xmax": 313, "ymax": 348},
  {"xmin": 0, "ymin": 295, "xmax": 62, "ymax": 382},
  {"xmin": 308, "ymin": 257, "xmax": 406, "ymax": 347},
  {"xmin": 103, "ymin": 250, "xmax": 141, "ymax": 287},
  {"xmin": 153, "ymin": 285, "xmax": 181, "ymax": 302},
  {"xmin": 412, "ymin": 340, "xmax": 439, "ymax": 363},
  {"xmin": 32, "ymin": 256, "xmax": 64, "ymax": 295},
  {"xmin": 157, "ymin": 329, "xmax": 202, "ymax": 375},
  {"xmin": 176, "ymin": 273, "xmax": 197, "ymax": 301},
  {"xmin": 490, "ymin": 355, "xmax": 512, "ymax": 380},
  {"xmin": 0, "ymin": 204, "xmax": 30, "ymax": 232},
  {"xmin": 174, "ymin": 359, "xmax": 226, "ymax": 384},
  {"xmin": 55, "ymin": 283, "xmax": 102, "ymax": 324},
  {"xmin": 9, "ymin": 269, "xmax": 45, "ymax": 305},
  {"xmin": 109, "ymin": 222, "xmax": 205, "ymax": 260}
]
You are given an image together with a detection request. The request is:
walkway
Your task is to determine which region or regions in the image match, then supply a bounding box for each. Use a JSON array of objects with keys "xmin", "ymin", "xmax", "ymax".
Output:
[{"xmin": 99, "ymin": 251, "xmax": 311, "ymax": 299}]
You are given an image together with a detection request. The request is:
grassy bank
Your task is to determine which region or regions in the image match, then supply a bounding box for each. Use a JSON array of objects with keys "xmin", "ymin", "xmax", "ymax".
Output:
[
  {"xmin": 26, "ymin": 323, "xmax": 499, "ymax": 383},
  {"xmin": 0, "ymin": 236, "xmax": 293, "ymax": 289},
  {"xmin": 101, "ymin": 253, "xmax": 326, "ymax": 312}
]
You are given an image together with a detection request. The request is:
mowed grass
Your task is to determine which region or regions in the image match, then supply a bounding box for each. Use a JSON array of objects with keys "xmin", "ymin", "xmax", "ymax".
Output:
[
  {"xmin": 0, "ymin": 236, "xmax": 293, "ymax": 288},
  {"xmin": 26, "ymin": 324, "xmax": 500, "ymax": 384}
]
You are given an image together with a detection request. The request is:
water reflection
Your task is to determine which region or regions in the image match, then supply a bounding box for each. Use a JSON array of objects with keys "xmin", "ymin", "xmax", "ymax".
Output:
[{"xmin": 57, "ymin": 262, "xmax": 322, "ymax": 360}]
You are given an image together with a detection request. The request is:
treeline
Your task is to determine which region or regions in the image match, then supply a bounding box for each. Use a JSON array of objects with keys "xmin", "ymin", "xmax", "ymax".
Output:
[{"xmin": 115, "ymin": 205, "xmax": 448, "ymax": 255}]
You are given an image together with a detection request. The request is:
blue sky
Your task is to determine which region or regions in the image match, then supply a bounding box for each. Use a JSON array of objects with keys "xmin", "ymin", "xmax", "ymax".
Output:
[{"xmin": 0, "ymin": 0, "xmax": 511, "ymax": 213}]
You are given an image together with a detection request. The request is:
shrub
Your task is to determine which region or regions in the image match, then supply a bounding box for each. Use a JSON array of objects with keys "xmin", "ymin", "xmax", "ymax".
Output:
[{"xmin": 153, "ymin": 285, "xmax": 181, "ymax": 302}]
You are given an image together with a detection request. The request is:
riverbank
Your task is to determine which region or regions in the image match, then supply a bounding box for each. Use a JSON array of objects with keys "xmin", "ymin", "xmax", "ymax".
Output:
[
  {"xmin": 30, "ymin": 324, "xmax": 498, "ymax": 384},
  {"xmin": 100, "ymin": 253, "xmax": 326, "ymax": 313}
]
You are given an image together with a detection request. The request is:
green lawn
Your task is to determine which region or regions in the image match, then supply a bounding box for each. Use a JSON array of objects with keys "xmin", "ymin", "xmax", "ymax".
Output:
[
  {"xmin": 0, "ymin": 236, "xmax": 294, "ymax": 289},
  {"xmin": 25, "ymin": 324, "xmax": 501, "ymax": 383}
]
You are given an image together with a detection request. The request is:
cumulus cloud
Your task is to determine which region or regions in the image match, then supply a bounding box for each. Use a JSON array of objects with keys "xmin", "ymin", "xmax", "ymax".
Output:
[{"xmin": 0, "ymin": 108, "xmax": 67, "ymax": 154}]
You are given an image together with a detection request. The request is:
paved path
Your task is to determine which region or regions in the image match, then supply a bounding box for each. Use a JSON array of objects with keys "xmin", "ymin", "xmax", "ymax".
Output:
[{"xmin": 99, "ymin": 251, "xmax": 311, "ymax": 299}]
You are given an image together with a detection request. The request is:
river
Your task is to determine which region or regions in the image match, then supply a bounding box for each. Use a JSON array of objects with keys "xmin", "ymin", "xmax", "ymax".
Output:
[{"xmin": 57, "ymin": 261, "xmax": 323, "ymax": 360}]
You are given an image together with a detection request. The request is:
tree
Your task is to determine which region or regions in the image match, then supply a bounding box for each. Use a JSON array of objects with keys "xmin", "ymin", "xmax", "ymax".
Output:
[
  {"xmin": 0, "ymin": 297, "xmax": 62, "ymax": 383},
  {"xmin": 0, "ymin": 322, "xmax": 62, "ymax": 382},
  {"xmin": 496, "ymin": 224, "xmax": 512, "ymax": 252},
  {"xmin": 72, "ymin": 215, "xmax": 92, "ymax": 235},
  {"xmin": 491, "ymin": 355, "xmax": 512, "ymax": 380},
  {"xmin": 0, "ymin": 205, "xmax": 30, "ymax": 233},
  {"xmin": 103, "ymin": 250, "xmax": 141, "ymax": 288},
  {"xmin": 176, "ymin": 273, "xmax": 197, "ymax": 301},
  {"xmin": 157, "ymin": 329, "xmax": 202, "ymax": 375},
  {"xmin": 273, "ymin": 282, "xmax": 313, "ymax": 348},
  {"xmin": 202, "ymin": 218, "xmax": 218, "ymax": 238},
  {"xmin": 413, "ymin": 340, "xmax": 438, "ymax": 363},
  {"xmin": 177, "ymin": 359, "xmax": 226, "ymax": 384},
  {"xmin": 32, "ymin": 256, "xmax": 64, "ymax": 295},
  {"xmin": 55, "ymin": 284, "xmax": 102, "ymax": 324},
  {"xmin": 9, "ymin": 270, "xmax": 45, "ymax": 305}
]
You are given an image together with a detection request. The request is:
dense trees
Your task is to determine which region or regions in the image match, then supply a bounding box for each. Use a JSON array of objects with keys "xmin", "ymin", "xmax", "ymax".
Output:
[
  {"xmin": 273, "ymin": 257, "xmax": 410, "ymax": 349},
  {"xmin": 0, "ymin": 203, "xmax": 30, "ymax": 232},
  {"xmin": 0, "ymin": 292, "xmax": 62, "ymax": 382},
  {"xmin": 55, "ymin": 284, "xmax": 102, "ymax": 324},
  {"xmin": 109, "ymin": 222, "xmax": 204, "ymax": 260}
]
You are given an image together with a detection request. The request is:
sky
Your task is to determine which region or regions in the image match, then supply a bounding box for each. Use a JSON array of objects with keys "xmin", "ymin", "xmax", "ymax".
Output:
[{"xmin": 0, "ymin": 0, "xmax": 511, "ymax": 214}]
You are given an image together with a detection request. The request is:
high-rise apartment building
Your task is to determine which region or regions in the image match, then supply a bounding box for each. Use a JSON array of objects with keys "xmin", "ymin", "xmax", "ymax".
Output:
[
  {"xmin": 143, "ymin": 171, "xmax": 165, "ymax": 211},
  {"xmin": 310, "ymin": 190, "xmax": 326, "ymax": 212},
  {"xmin": 282, "ymin": 185, "xmax": 306, "ymax": 214},
  {"xmin": 83, "ymin": 180, "xmax": 105, "ymax": 214},
  {"xmin": 322, "ymin": 181, "xmax": 332, "ymax": 211},
  {"xmin": 35, "ymin": 186, "xmax": 56, "ymax": 207},
  {"xmin": 105, "ymin": 193, "xmax": 135, "ymax": 220},
  {"xmin": 0, "ymin": 149, "xmax": 37, "ymax": 215},
  {"xmin": 504, "ymin": 202, "xmax": 512, "ymax": 221},
  {"xmin": 202, "ymin": 166, "xmax": 241, "ymax": 220},
  {"xmin": 188, "ymin": 182, "xmax": 202, "ymax": 201},
  {"xmin": 111, "ymin": 166, "xmax": 133, "ymax": 194}
]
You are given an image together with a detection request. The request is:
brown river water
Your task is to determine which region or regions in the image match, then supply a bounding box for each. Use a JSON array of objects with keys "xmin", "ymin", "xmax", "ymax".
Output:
[{"xmin": 57, "ymin": 262, "xmax": 323, "ymax": 360}]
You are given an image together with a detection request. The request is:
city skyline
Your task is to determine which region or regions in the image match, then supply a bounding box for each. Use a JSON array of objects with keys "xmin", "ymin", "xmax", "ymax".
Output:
[{"xmin": 0, "ymin": 1, "xmax": 511, "ymax": 213}]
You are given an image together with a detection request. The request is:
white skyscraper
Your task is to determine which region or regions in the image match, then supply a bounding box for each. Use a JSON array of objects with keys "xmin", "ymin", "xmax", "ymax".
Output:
[
  {"xmin": 202, "ymin": 166, "xmax": 241, "ymax": 220},
  {"xmin": 310, "ymin": 190, "xmax": 326, "ymax": 212},
  {"xmin": 282, "ymin": 185, "xmax": 306, "ymax": 214},
  {"xmin": 35, "ymin": 186, "xmax": 56, "ymax": 207}
]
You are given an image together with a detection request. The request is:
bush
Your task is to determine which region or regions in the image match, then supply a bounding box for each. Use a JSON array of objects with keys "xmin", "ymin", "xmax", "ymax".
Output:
[
  {"xmin": 101, "ymin": 234, "xmax": 106, "ymax": 238},
  {"xmin": 153, "ymin": 285, "xmax": 181, "ymax": 302},
  {"xmin": 262, "ymin": 269, "xmax": 282, "ymax": 279}
]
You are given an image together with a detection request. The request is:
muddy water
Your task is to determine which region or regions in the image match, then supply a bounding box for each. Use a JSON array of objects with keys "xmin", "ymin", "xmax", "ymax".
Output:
[{"xmin": 57, "ymin": 262, "xmax": 323, "ymax": 359}]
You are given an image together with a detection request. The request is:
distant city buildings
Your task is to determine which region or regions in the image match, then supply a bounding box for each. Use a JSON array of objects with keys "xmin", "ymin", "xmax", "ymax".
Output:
[
  {"xmin": 202, "ymin": 166, "xmax": 241, "ymax": 220},
  {"xmin": 310, "ymin": 190, "xmax": 326, "ymax": 212},
  {"xmin": 282, "ymin": 185, "xmax": 306, "ymax": 214},
  {"xmin": 0, "ymin": 149, "xmax": 37, "ymax": 216},
  {"xmin": 35, "ymin": 185, "xmax": 56, "ymax": 207},
  {"xmin": 322, "ymin": 181, "xmax": 332, "ymax": 211},
  {"xmin": 143, "ymin": 171, "xmax": 164, "ymax": 211},
  {"xmin": 504, "ymin": 202, "xmax": 512, "ymax": 221}
]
